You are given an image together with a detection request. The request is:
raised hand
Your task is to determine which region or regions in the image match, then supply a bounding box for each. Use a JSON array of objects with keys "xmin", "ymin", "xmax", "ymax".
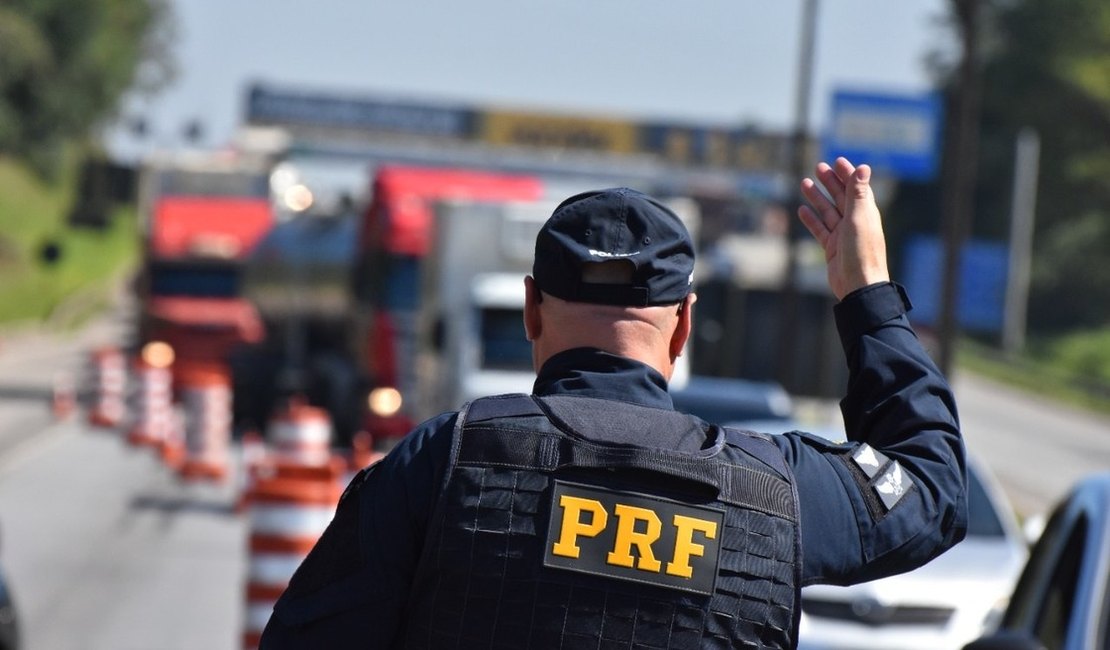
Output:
[{"xmin": 797, "ymin": 158, "xmax": 890, "ymax": 300}]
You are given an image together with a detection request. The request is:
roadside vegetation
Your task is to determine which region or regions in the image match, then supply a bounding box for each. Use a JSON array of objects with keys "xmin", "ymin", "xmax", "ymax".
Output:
[
  {"xmin": 0, "ymin": 155, "xmax": 139, "ymax": 331},
  {"xmin": 959, "ymin": 335, "xmax": 1110, "ymax": 417},
  {"xmin": 1, "ymin": 0, "xmax": 163, "ymax": 333}
]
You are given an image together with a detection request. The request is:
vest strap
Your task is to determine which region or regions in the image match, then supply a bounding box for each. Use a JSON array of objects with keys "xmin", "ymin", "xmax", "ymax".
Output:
[{"xmin": 458, "ymin": 423, "xmax": 795, "ymax": 520}]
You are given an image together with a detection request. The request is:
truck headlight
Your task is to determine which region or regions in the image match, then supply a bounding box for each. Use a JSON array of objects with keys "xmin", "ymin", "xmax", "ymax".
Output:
[
  {"xmin": 368, "ymin": 387, "xmax": 402, "ymax": 418},
  {"xmin": 282, "ymin": 183, "xmax": 314, "ymax": 212},
  {"xmin": 141, "ymin": 341, "xmax": 175, "ymax": 368}
]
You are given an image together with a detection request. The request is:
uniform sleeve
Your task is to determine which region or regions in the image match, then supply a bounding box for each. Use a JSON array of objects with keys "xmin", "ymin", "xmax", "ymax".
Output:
[
  {"xmin": 774, "ymin": 282, "xmax": 967, "ymax": 586},
  {"xmin": 258, "ymin": 413, "xmax": 457, "ymax": 649}
]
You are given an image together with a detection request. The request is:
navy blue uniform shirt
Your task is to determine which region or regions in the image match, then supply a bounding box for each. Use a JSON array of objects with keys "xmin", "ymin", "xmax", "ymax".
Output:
[{"xmin": 260, "ymin": 281, "xmax": 967, "ymax": 648}]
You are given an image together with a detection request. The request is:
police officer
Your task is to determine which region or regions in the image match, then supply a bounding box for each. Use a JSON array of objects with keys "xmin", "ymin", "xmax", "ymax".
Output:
[{"xmin": 259, "ymin": 158, "xmax": 967, "ymax": 649}]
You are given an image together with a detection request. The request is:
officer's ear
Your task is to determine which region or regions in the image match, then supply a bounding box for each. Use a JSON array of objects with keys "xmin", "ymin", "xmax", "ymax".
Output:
[
  {"xmin": 524, "ymin": 275, "xmax": 543, "ymax": 342},
  {"xmin": 669, "ymin": 293, "xmax": 696, "ymax": 361}
]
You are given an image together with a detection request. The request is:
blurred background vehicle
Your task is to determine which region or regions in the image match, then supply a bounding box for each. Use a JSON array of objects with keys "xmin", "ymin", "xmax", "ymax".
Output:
[
  {"xmin": 962, "ymin": 472, "xmax": 1110, "ymax": 650},
  {"xmin": 797, "ymin": 455, "xmax": 1028, "ymax": 650},
  {"xmin": 669, "ymin": 374, "xmax": 795, "ymax": 427}
]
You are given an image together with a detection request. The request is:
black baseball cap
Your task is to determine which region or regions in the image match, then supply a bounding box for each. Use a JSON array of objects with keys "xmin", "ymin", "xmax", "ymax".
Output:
[{"xmin": 532, "ymin": 188, "xmax": 695, "ymax": 307}]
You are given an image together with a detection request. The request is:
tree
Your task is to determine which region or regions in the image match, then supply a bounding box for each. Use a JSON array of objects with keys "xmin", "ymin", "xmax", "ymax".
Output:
[
  {"xmin": 977, "ymin": 0, "xmax": 1110, "ymax": 334},
  {"xmin": 0, "ymin": 0, "xmax": 174, "ymax": 175},
  {"xmin": 890, "ymin": 0, "xmax": 1110, "ymax": 337}
]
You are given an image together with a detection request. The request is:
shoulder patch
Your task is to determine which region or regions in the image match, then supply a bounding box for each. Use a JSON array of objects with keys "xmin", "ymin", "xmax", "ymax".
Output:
[
  {"xmin": 842, "ymin": 444, "xmax": 915, "ymax": 518},
  {"xmin": 873, "ymin": 461, "xmax": 913, "ymax": 511},
  {"xmin": 850, "ymin": 444, "xmax": 888, "ymax": 479}
]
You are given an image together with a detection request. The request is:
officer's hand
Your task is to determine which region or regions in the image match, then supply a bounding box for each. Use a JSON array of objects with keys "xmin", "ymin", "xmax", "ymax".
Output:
[{"xmin": 797, "ymin": 157, "xmax": 890, "ymax": 300}]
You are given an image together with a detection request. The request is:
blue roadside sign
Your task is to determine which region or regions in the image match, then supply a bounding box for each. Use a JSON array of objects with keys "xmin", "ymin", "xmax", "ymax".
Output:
[
  {"xmin": 823, "ymin": 90, "xmax": 943, "ymax": 181},
  {"xmin": 901, "ymin": 235, "xmax": 1008, "ymax": 334}
]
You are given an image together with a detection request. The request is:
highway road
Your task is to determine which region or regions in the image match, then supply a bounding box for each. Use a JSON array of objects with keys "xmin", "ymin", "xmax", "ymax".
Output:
[
  {"xmin": 0, "ymin": 300, "xmax": 1107, "ymax": 648},
  {"xmin": 955, "ymin": 369, "xmax": 1110, "ymax": 519},
  {"xmin": 0, "ymin": 301, "xmax": 248, "ymax": 650}
]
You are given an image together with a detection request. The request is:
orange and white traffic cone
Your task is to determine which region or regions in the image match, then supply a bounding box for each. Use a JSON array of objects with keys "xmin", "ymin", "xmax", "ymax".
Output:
[
  {"xmin": 87, "ymin": 346, "xmax": 127, "ymax": 428},
  {"xmin": 265, "ymin": 398, "xmax": 334, "ymax": 467},
  {"xmin": 126, "ymin": 357, "xmax": 174, "ymax": 448},
  {"xmin": 159, "ymin": 404, "xmax": 187, "ymax": 471},
  {"xmin": 235, "ymin": 430, "xmax": 268, "ymax": 514},
  {"xmin": 177, "ymin": 362, "xmax": 233, "ymax": 482},
  {"xmin": 242, "ymin": 466, "xmax": 344, "ymax": 649},
  {"xmin": 51, "ymin": 371, "xmax": 77, "ymax": 421}
]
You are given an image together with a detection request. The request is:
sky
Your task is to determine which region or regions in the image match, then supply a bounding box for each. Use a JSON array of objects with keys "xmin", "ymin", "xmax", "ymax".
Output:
[{"xmin": 105, "ymin": 0, "xmax": 955, "ymax": 160}]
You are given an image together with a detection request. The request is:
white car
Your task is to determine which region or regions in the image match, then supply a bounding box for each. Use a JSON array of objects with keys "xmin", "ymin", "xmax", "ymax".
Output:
[{"xmin": 797, "ymin": 455, "xmax": 1028, "ymax": 650}]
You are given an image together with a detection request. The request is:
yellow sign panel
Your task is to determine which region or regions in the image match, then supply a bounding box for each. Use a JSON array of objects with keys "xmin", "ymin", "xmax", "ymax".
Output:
[{"xmin": 481, "ymin": 111, "xmax": 639, "ymax": 153}]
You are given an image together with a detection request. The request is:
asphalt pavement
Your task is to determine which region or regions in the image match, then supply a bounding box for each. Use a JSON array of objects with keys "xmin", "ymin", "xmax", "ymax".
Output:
[{"xmin": 0, "ymin": 298, "xmax": 251, "ymax": 650}]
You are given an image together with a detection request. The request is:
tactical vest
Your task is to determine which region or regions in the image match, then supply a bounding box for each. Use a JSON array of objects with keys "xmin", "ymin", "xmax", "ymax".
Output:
[{"xmin": 401, "ymin": 394, "xmax": 801, "ymax": 649}]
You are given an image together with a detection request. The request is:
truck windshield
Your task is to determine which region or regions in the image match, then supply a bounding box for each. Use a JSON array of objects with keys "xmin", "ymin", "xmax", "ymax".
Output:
[
  {"xmin": 480, "ymin": 308, "xmax": 532, "ymax": 371},
  {"xmin": 149, "ymin": 264, "xmax": 240, "ymax": 298}
]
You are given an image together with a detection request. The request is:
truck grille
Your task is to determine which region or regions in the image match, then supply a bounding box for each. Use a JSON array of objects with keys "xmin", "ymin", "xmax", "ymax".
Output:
[{"xmin": 801, "ymin": 597, "xmax": 954, "ymax": 627}]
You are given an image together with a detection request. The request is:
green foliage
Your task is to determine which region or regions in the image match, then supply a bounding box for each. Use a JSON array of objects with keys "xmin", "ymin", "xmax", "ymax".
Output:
[
  {"xmin": 1039, "ymin": 329, "xmax": 1110, "ymax": 386},
  {"xmin": 958, "ymin": 338, "xmax": 1110, "ymax": 417},
  {"xmin": 0, "ymin": 0, "xmax": 174, "ymax": 176},
  {"xmin": 976, "ymin": 0, "xmax": 1110, "ymax": 333},
  {"xmin": 891, "ymin": 0, "xmax": 1110, "ymax": 335},
  {"xmin": 0, "ymin": 156, "xmax": 138, "ymax": 327}
]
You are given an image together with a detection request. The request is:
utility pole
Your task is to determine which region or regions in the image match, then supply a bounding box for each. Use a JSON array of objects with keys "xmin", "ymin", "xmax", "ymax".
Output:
[
  {"xmin": 937, "ymin": 0, "xmax": 983, "ymax": 377},
  {"xmin": 778, "ymin": 0, "xmax": 820, "ymax": 393},
  {"xmin": 1003, "ymin": 128, "xmax": 1040, "ymax": 353}
]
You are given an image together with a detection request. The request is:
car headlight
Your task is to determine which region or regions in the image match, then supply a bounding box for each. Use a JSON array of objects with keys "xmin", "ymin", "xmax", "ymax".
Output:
[{"xmin": 979, "ymin": 595, "xmax": 1009, "ymax": 635}]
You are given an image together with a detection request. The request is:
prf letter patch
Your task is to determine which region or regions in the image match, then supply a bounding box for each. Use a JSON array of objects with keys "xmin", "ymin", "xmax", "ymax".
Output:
[{"xmin": 544, "ymin": 481, "xmax": 724, "ymax": 595}]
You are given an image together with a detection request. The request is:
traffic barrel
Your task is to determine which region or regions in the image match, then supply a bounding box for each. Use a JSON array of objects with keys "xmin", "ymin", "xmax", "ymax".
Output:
[
  {"xmin": 177, "ymin": 362, "xmax": 233, "ymax": 482},
  {"xmin": 87, "ymin": 346, "xmax": 127, "ymax": 428},
  {"xmin": 51, "ymin": 371, "xmax": 77, "ymax": 421},
  {"xmin": 126, "ymin": 356, "xmax": 174, "ymax": 448},
  {"xmin": 235, "ymin": 430, "xmax": 268, "ymax": 514},
  {"xmin": 265, "ymin": 399, "xmax": 334, "ymax": 467},
  {"xmin": 159, "ymin": 404, "xmax": 187, "ymax": 470},
  {"xmin": 242, "ymin": 465, "xmax": 344, "ymax": 649}
]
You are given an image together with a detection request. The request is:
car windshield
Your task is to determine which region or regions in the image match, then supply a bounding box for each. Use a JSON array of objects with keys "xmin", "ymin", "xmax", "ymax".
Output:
[
  {"xmin": 967, "ymin": 466, "xmax": 1007, "ymax": 538},
  {"xmin": 479, "ymin": 307, "xmax": 532, "ymax": 371}
]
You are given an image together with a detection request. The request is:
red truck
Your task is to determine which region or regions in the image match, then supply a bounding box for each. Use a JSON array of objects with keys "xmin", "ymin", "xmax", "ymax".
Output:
[
  {"xmin": 239, "ymin": 165, "xmax": 545, "ymax": 446},
  {"xmin": 133, "ymin": 150, "xmax": 277, "ymax": 377},
  {"xmin": 353, "ymin": 166, "xmax": 546, "ymax": 443},
  {"xmin": 137, "ymin": 193, "xmax": 274, "ymax": 389}
]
